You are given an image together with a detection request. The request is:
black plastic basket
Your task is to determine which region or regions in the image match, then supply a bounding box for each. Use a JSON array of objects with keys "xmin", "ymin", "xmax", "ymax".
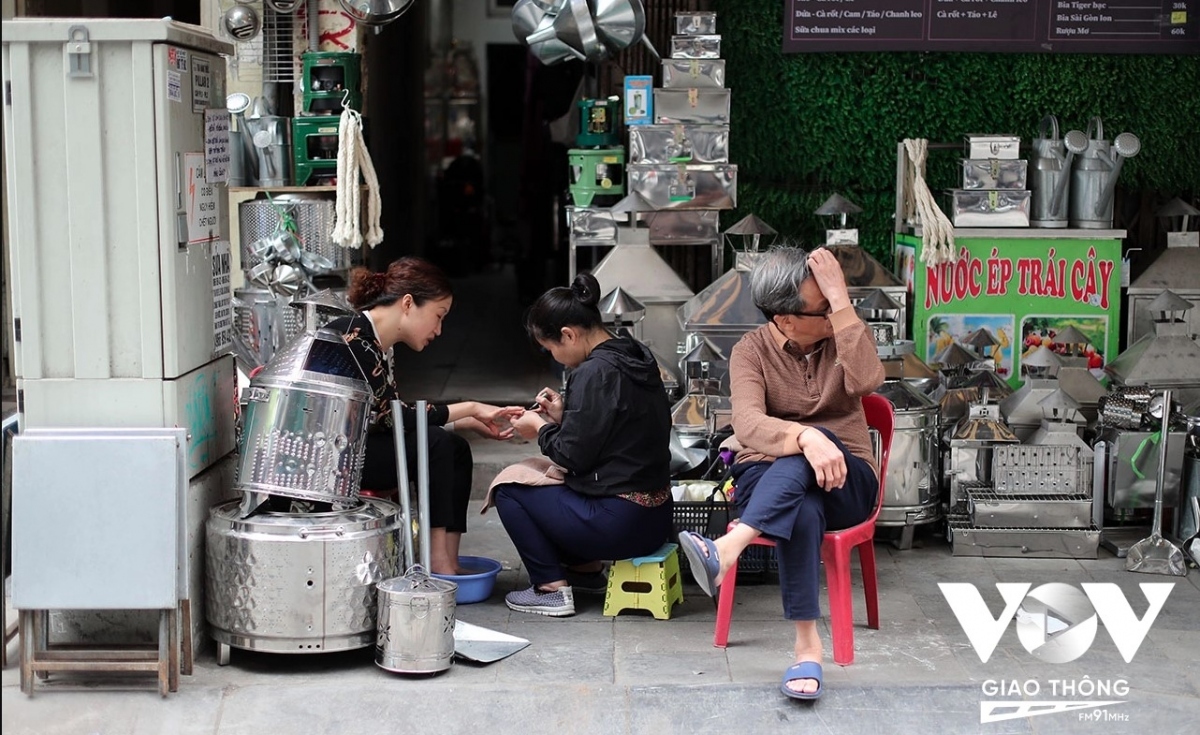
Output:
[{"xmin": 672, "ymin": 499, "xmax": 778, "ymax": 575}]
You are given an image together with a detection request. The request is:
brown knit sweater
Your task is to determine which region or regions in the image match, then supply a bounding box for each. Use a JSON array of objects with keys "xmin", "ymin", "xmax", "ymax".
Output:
[{"xmin": 728, "ymin": 306, "xmax": 886, "ymax": 472}]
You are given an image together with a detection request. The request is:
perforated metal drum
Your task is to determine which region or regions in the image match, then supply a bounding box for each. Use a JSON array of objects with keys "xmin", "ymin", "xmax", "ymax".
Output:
[
  {"xmin": 233, "ymin": 287, "xmax": 304, "ymax": 366},
  {"xmin": 236, "ymin": 328, "xmax": 371, "ymax": 503},
  {"xmin": 239, "ymin": 195, "xmax": 355, "ymax": 276}
]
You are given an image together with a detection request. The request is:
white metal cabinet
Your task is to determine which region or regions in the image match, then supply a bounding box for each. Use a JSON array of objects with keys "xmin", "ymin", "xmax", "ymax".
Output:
[
  {"xmin": 11, "ymin": 428, "xmax": 187, "ymax": 610},
  {"xmin": 17, "ymin": 353, "xmax": 237, "ymax": 479},
  {"xmin": 2, "ymin": 19, "xmax": 233, "ymax": 384}
]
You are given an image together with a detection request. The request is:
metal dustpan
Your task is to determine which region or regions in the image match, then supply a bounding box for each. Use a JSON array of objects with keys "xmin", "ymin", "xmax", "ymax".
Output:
[
  {"xmin": 453, "ymin": 620, "xmax": 531, "ymax": 663},
  {"xmin": 1126, "ymin": 533, "xmax": 1188, "ymax": 576},
  {"xmin": 1124, "ymin": 385, "xmax": 1189, "ymax": 577}
]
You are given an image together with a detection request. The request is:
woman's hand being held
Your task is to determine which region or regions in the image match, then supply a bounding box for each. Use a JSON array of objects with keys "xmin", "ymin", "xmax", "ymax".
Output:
[
  {"xmin": 472, "ymin": 403, "xmax": 524, "ymax": 440},
  {"xmin": 511, "ymin": 409, "xmax": 548, "ymax": 441}
]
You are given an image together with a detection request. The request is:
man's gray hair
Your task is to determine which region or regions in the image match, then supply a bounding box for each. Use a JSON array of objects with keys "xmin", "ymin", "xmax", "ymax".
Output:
[{"xmin": 750, "ymin": 244, "xmax": 813, "ymax": 319}]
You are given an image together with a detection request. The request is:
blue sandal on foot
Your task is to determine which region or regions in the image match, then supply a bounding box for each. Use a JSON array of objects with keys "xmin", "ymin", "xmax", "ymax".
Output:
[
  {"xmin": 781, "ymin": 661, "xmax": 823, "ymax": 700},
  {"xmin": 678, "ymin": 531, "xmax": 721, "ymax": 597}
]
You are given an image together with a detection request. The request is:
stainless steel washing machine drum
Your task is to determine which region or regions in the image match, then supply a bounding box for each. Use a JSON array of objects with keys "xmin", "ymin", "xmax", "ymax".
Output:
[
  {"xmin": 205, "ymin": 497, "xmax": 401, "ymax": 656},
  {"xmin": 239, "ymin": 194, "xmax": 355, "ymax": 277},
  {"xmin": 874, "ymin": 381, "xmax": 942, "ymax": 529},
  {"xmin": 236, "ymin": 327, "xmax": 371, "ymax": 503}
]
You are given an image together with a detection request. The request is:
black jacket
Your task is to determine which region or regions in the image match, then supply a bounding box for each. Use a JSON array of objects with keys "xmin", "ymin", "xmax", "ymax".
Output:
[{"xmin": 537, "ymin": 336, "xmax": 671, "ymax": 497}]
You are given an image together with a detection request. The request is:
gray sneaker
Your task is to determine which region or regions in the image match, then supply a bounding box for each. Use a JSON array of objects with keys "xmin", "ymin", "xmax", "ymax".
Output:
[{"xmin": 505, "ymin": 585, "xmax": 576, "ymax": 617}]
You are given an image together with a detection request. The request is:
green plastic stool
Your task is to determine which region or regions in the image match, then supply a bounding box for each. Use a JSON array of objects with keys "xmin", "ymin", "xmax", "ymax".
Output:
[{"xmin": 603, "ymin": 542, "xmax": 684, "ymax": 620}]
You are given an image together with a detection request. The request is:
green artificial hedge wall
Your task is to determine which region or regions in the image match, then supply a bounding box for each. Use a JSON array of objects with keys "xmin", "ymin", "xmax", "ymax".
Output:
[{"xmin": 711, "ymin": 0, "xmax": 1200, "ymax": 264}]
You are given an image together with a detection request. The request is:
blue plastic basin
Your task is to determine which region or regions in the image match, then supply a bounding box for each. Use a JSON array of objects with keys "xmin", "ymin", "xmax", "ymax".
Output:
[{"xmin": 431, "ymin": 556, "xmax": 502, "ymax": 604}]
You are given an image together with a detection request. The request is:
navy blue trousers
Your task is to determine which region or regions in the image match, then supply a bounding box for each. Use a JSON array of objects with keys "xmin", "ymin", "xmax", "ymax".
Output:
[
  {"xmin": 493, "ymin": 483, "xmax": 673, "ymax": 586},
  {"xmin": 731, "ymin": 428, "xmax": 877, "ymax": 620}
]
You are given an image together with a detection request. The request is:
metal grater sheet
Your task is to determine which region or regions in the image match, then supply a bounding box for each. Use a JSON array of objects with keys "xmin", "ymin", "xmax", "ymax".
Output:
[{"xmin": 993, "ymin": 444, "xmax": 1083, "ymax": 494}]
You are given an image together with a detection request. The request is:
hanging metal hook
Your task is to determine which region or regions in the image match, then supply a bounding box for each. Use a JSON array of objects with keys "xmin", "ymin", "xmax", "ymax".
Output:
[{"xmin": 341, "ymin": 87, "xmax": 352, "ymax": 111}]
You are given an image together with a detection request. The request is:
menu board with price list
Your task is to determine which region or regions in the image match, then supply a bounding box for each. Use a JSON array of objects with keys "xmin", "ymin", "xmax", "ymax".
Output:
[{"xmin": 784, "ymin": 0, "xmax": 1199, "ymax": 53}]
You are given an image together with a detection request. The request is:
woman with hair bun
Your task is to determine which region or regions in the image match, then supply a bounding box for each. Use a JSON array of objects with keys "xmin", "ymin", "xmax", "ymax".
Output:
[
  {"xmin": 327, "ymin": 256, "xmax": 522, "ymax": 576},
  {"xmin": 494, "ymin": 272, "xmax": 673, "ymax": 617}
]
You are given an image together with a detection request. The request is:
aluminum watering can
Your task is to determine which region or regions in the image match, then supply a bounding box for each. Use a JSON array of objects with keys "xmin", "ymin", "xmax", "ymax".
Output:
[
  {"xmin": 1069, "ymin": 117, "xmax": 1141, "ymax": 229},
  {"xmin": 1031, "ymin": 115, "xmax": 1069, "ymax": 228}
]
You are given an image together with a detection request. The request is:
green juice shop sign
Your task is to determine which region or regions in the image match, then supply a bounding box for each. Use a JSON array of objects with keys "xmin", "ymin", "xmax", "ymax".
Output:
[{"xmin": 902, "ymin": 234, "xmax": 1122, "ymax": 389}]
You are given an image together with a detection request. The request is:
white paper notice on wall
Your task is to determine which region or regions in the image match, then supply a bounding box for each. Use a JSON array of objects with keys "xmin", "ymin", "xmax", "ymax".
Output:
[
  {"xmin": 167, "ymin": 70, "xmax": 183, "ymax": 103},
  {"xmin": 192, "ymin": 57, "xmax": 211, "ymax": 113},
  {"xmin": 185, "ymin": 152, "xmax": 219, "ymax": 244},
  {"xmin": 204, "ymin": 110, "xmax": 231, "ymax": 184},
  {"xmin": 212, "ymin": 239, "xmax": 233, "ymax": 353}
]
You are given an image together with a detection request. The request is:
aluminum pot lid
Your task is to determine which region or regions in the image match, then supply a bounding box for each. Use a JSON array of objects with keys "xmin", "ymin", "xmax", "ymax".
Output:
[
  {"xmin": 1051, "ymin": 325, "xmax": 1091, "ymax": 347},
  {"xmin": 379, "ymin": 567, "xmax": 458, "ymax": 595},
  {"xmin": 599, "ymin": 287, "xmax": 646, "ymax": 322},
  {"xmin": 965, "ymin": 370, "xmax": 1014, "ymax": 399},
  {"xmin": 857, "ymin": 289, "xmax": 903, "ymax": 312}
]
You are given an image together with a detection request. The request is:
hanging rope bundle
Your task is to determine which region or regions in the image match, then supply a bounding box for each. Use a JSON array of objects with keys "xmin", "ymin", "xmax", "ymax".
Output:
[
  {"xmin": 902, "ymin": 138, "xmax": 956, "ymax": 266},
  {"xmin": 331, "ymin": 97, "xmax": 384, "ymax": 249}
]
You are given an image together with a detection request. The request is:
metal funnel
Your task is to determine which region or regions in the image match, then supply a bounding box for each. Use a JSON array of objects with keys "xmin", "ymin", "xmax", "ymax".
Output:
[
  {"xmin": 525, "ymin": 0, "xmax": 604, "ymax": 61},
  {"xmin": 512, "ymin": 0, "xmax": 576, "ymax": 64},
  {"xmin": 591, "ymin": 0, "xmax": 646, "ymax": 52}
]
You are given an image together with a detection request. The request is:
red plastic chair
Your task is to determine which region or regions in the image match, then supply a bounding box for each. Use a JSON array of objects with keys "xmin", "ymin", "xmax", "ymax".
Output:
[{"xmin": 712, "ymin": 393, "xmax": 895, "ymax": 666}]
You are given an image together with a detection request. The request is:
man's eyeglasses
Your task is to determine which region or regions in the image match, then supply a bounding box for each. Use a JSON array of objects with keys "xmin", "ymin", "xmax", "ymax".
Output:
[{"xmin": 794, "ymin": 310, "xmax": 830, "ymax": 319}]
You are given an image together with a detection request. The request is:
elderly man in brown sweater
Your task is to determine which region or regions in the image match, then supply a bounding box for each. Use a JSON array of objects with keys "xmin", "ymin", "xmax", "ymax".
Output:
[{"xmin": 679, "ymin": 245, "xmax": 885, "ymax": 701}]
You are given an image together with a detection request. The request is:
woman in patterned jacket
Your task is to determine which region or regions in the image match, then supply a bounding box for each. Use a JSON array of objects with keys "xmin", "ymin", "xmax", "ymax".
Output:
[{"xmin": 327, "ymin": 257, "xmax": 522, "ymax": 576}]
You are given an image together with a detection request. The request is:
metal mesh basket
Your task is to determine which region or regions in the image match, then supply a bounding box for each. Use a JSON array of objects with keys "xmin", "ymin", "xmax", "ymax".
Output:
[
  {"xmin": 239, "ymin": 196, "xmax": 357, "ymax": 277},
  {"xmin": 672, "ymin": 500, "xmax": 778, "ymax": 575}
]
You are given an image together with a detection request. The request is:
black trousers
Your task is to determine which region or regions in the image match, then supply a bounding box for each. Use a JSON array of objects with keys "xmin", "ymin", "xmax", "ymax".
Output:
[{"xmin": 361, "ymin": 426, "xmax": 473, "ymax": 533}]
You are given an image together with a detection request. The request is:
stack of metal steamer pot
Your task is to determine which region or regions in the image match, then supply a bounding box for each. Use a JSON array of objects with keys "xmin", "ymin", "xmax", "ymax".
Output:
[
  {"xmin": 673, "ymin": 215, "xmax": 773, "ymax": 455},
  {"xmin": 932, "ymin": 323, "xmax": 1111, "ymax": 558},
  {"xmin": 857, "ymin": 292, "xmax": 942, "ymax": 550},
  {"xmin": 205, "ymin": 293, "xmax": 403, "ymax": 666},
  {"xmin": 597, "ymin": 8, "xmax": 740, "ymax": 454}
]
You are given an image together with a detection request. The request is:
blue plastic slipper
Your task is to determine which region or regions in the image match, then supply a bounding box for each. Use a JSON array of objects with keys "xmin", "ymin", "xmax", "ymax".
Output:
[
  {"xmin": 781, "ymin": 661, "xmax": 823, "ymax": 701},
  {"xmin": 678, "ymin": 531, "xmax": 721, "ymax": 597}
]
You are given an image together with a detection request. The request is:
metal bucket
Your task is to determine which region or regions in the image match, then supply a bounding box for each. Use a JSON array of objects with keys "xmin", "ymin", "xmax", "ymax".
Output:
[
  {"xmin": 1069, "ymin": 117, "xmax": 1114, "ymax": 229},
  {"xmin": 874, "ymin": 382, "xmax": 941, "ymax": 530},
  {"xmin": 1030, "ymin": 115, "xmax": 1069, "ymax": 228},
  {"xmin": 236, "ymin": 328, "xmax": 371, "ymax": 504},
  {"xmin": 375, "ymin": 568, "xmax": 458, "ymax": 674}
]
